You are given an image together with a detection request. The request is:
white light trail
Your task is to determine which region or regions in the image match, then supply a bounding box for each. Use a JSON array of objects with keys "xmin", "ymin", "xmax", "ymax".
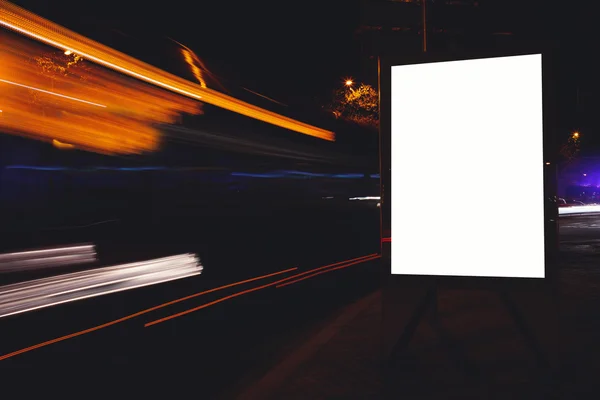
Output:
[
  {"xmin": 559, "ymin": 205, "xmax": 600, "ymax": 215},
  {"xmin": 0, "ymin": 78, "xmax": 107, "ymax": 108},
  {"xmin": 0, "ymin": 244, "xmax": 97, "ymax": 273},
  {"xmin": 0, "ymin": 253, "xmax": 202, "ymax": 319}
]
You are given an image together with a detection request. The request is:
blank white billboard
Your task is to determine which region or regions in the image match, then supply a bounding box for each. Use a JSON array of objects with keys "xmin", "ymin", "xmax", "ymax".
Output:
[{"xmin": 391, "ymin": 54, "xmax": 545, "ymax": 278}]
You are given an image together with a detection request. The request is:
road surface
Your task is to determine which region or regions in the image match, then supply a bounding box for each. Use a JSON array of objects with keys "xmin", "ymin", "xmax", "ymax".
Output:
[
  {"xmin": 560, "ymin": 213, "xmax": 600, "ymax": 243},
  {"xmin": 0, "ymin": 203, "xmax": 381, "ymax": 398}
]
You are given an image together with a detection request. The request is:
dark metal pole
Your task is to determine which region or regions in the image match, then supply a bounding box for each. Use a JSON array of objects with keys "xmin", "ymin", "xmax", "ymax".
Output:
[{"xmin": 422, "ymin": 0, "xmax": 427, "ymax": 52}]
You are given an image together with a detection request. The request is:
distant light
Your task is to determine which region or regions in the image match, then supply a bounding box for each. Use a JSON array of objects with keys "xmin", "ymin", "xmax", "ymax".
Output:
[
  {"xmin": 349, "ymin": 196, "xmax": 381, "ymax": 201},
  {"xmin": 345, "ymin": 79, "xmax": 354, "ymax": 87},
  {"xmin": 545, "ymin": 162, "xmax": 551, "ymax": 165},
  {"xmin": 573, "ymin": 131, "xmax": 580, "ymax": 138},
  {"xmin": 584, "ymin": 173, "xmax": 587, "ymax": 176},
  {"xmin": 64, "ymin": 50, "xmax": 72, "ymax": 55}
]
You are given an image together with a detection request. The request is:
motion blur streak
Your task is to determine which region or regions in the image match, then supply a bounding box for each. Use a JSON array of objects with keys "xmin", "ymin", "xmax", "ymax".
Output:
[
  {"xmin": 0, "ymin": 1, "xmax": 335, "ymax": 141},
  {"xmin": 0, "ymin": 267, "xmax": 296, "ymax": 361},
  {"xmin": 349, "ymin": 196, "xmax": 381, "ymax": 201},
  {"xmin": 0, "ymin": 253, "xmax": 202, "ymax": 319},
  {"xmin": 0, "ymin": 32, "xmax": 201, "ymax": 154},
  {"xmin": 145, "ymin": 276, "xmax": 292, "ymax": 327},
  {"xmin": 0, "ymin": 78, "xmax": 107, "ymax": 108},
  {"xmin": 559, "ymin": 205, "xmax": 600, "ymax": 215},
  {"xmin": 181, "ymin": 49, "xmax": 207, "ymax": 89},
  {"xmin": 0, "ymin": 243, "xmax": 96, "ymax": 273},
  {"xmin": 276, "ymin": 255, "xmax": 381, "ymax": 288},
  {"xmin": 271, "ymin": 254, "xmax": 378, "ymax": 286},
  {"xmin": 145, "ymin": 255, "xmax": 379, "ymax": 327}
]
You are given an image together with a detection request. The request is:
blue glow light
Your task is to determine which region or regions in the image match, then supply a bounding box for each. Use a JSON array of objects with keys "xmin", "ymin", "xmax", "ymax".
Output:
[
  {"xmin": 230, "ymin": 172, "xmax": 286, "ymax": 178},
  {"xmin": 5, "ymin": 165, "xmax": 67, "ymax": 171},
  {"xmin": 4, "ymin": 166, "xmax": 380, "ymax": 179},
  {"xmin": 281, "ymin": 170, "xmax": 327, "ymax": 177},
  {"xmin": 331, "ymin": 174, "xmax": 364, "ymax": 179},
  {"xmin": 118, "ymin": 167, "xmax": 166, "ymax": 171}
]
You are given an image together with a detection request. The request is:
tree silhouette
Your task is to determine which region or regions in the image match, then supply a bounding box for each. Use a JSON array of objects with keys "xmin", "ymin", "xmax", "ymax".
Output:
[{"xmin": 559, "ymin": 132, "xmax": 580, "ymax": 165}]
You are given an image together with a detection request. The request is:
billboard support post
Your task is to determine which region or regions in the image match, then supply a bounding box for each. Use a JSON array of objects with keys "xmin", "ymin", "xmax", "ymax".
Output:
[{"xmin": 384, "ymin": 286, "xmax": 553, "ymax": 380}]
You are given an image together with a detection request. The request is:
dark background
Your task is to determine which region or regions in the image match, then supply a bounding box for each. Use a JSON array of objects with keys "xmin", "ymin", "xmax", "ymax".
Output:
[
  {"xmin": 9, "ymin": 0, "xmax": 363, "ymax": 109},
  {"xmin": 9, "ymin": 0, "xmax": 600, "ymax": 152}
]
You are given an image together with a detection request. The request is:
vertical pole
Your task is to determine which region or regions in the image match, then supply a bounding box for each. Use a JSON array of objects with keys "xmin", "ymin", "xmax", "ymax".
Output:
[
  {"xmin": 422, "ymin": 0, "xmax": 427, "ymax": 52},
  {"xmin": 377, "ymin": 56, "xmax": 383, "ymax": 254}
]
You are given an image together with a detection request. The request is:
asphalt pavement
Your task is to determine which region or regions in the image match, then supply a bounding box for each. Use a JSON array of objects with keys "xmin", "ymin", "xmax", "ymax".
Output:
[
  {"xmin": 4, "ymin": 208, "xmax": 596, "ymax": 398},
  {"xmin": 559, "ymin": 213, "xmax": 600, "ymax": 242},
  {"xmin": 225, "ymin": 213, "xmax": 600, "ymax": 400},
  {"xmin": 0, "ymin": 203, "xmax": 381, "ymax": 398}
]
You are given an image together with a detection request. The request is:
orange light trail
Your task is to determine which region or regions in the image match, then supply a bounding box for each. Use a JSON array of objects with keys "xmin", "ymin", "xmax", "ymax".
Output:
[
  {"xmin": 0, "ymin": 267, "xmax": 297, "ymax": 361},
  {"xmin": 145, "ymin": 254, "xmax": 380, "ymax": 327},
  {"xmin": 0, "ymin": 78, "xmax": 106, "ymax": 108},
  {"xmin": 0, "ymin": 31, "xmax": 201, "ymax": 154},
  {"xmin": 0, "ymin": 253, "xmax": 380, "ymax": 358},
  {"xmin": 274, "ymin": 253, "xmax": 378, "ymax": 286},
  {"xmin": 0, "ymin": 1, "xmax": 335, "ymax": 141},
  {"xmin": 181, "ymin": 49, "xmax": 207, "ymax": 89},
  {"xmin": 276, "ymin": 254, "xmax": 381, "ymax": 288}
]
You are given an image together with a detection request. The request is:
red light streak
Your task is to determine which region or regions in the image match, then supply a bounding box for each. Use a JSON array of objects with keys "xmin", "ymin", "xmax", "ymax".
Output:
[
  {"xmin": 0, "ymin": 267, "xmax": 297, "ymax": 361},
  {"xmin": 145, "ymin": 254, "xmax": 381, "ymax": 326},
  {"xmin": 276, "ymin": 255, "xmax": 381, "ymax": 288}
]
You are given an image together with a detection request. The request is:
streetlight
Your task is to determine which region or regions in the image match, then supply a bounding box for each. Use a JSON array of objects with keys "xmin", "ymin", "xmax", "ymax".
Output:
[
  {"xmin": 345, "ymin": 79, "xmax": 353, "ymax": 87},
  {"xmin": 572, "ymin": 131, "xmax": 580, "ymax": 139}
]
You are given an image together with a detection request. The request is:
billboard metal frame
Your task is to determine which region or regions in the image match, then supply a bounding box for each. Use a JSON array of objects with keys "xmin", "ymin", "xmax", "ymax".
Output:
[
  {"xmin": 379, "ymin": 43, "xmax": 561, "ymax": 392},
  {"xmin": 378, "ymin": 43, "xmax": 560, "ymax": 290}
]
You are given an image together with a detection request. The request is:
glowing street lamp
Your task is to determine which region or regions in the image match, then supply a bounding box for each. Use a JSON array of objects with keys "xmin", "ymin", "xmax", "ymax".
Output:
[
  {"xmin": 572, "ymin": 131, "xmax": 580, "ymax": 139},
  {"xmin": 345, "ymin": 79, "xmax": 353, "ymax": 87}
]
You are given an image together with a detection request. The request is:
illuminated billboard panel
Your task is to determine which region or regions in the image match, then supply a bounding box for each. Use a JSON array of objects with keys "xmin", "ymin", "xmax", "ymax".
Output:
[{"xmin": 391, "ymin": 54, "xmax": 545, "ymax": 278}]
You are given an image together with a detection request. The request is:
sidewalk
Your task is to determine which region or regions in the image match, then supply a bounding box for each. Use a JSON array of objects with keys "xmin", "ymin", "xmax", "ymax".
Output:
[
  {"xmin": 234, "ymin": 290, "xmax": 382, "ymax": 400},
  {"xmin": 233, "ymin": 288, "xmax": 556, "ymax": 400},
  {"xmin": 230, "ymin": 252, "xmax": 600, "ymax": 400}
]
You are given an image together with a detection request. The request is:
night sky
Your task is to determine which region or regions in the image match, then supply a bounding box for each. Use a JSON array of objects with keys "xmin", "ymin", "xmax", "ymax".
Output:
[
  {"xmin": 9, "ymin": 0, "xmax": 362, "ymax": 108},
  {"xmin": 6, "ymin": 0, "xmax": 600, "ymax": 150}
]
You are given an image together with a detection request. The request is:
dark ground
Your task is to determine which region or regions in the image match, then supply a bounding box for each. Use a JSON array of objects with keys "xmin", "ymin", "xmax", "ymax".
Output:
[
  {"xmin": 0, "ymin": 200, "xmax": 381, "ymax": 397},
  {"xmin": 5, "ymin": 208, "xmax": 600, "ymax": 399},
  {"xmin": 229, "ymin": 213, "xmax": 600, "ymax": 400}
]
